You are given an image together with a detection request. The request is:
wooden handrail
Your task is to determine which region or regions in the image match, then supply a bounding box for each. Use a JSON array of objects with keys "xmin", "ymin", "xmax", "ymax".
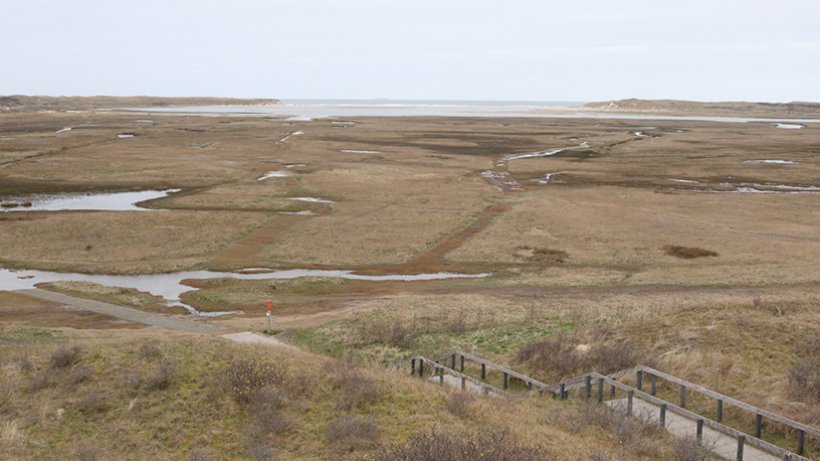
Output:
[
  {"xmin": 591, "ymin": 372, "xmax": 811, "ymax": 461},
  {"xmin": 400, "ymin": 351, "xmax": 820, "ymax": 460},
  {"xmin": 635, "ymin": 365, "xmax": 820, "ymax": 440}
]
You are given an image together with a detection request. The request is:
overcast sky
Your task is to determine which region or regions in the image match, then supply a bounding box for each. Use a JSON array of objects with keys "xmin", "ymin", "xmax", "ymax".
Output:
[{"xmin": 3, "ymin": 0, "xmax": 818, "ymax": 102}]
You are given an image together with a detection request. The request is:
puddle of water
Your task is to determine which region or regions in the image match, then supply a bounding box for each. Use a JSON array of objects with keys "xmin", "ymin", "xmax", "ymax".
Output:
[
  {"xmin": 688, "ymin": 182, "xmax": 820, "ymax": 194},
  {"xmin": 506, "ymin": 147, "xmax": 566, "ymax": 161},
  {"xmin": 280, "ymin": 210, "xmax": 315, "ymax": 215},
  {"xmin": 0, "ymin": 189, "xmax": 180, "ymax": 212},
  {"xmin": 669, "ymin": 178, "xmax": 700, "ymax": 184},
  {"xmin": 258, "ymin": 171, "xmax": 291, "ymax": 180},
  {"xmin": 283, "ymin": 163, "xmax": 307, "ymax": 168},
  {"xmin": 0, "ymin": 268, "xmax": 491, "ymax": 317},
  {"xmin": 531, "ymin": 172, "xmax": 562, "ymax": 184},
  {"xmin": 276, "ymin": 131, "xmax": 304, "ymax": 143},
  {"xmin": 340, "ymin": 150, "xmax": 381, "ymax": 154},
  {"xmin": 332, "ymin": 121, "xmax": 356, "ymax": 125},
  {"xmin": 118, "ymin": 134, "xmax": 135, "ymax": 138},
  {"xmin": 634, "ymin": 131, "xmax": 648, "ymax": 137},
  {"xmin": 56, "ymin": 127, "xmax": 72, "ymax": 133},
  {"xmin": 505, "ymin": 141, "xmax": 589, "ymax": 161},
  {"xmin": 775, "ymin": 123, "xmax": 804, "ymax": 129},
  {"xmin": 135, "ymin": 120, "xmax": 153, "ymax": 123},
  {"xmin": 744, "ymin": 160, "xmax": 797, "ymax": 164},
  {"xmin": 288, "ymin": 197, "xmax": 334, "ymax": 203}
]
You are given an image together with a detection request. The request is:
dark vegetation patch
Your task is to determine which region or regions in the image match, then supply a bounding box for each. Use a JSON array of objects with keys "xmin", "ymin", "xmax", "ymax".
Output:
[
  {"xmin": 324, "ymin": 360, "xmax": 385, "ymax": 410},
  {"xmin": 789, "ymin": 337, "xmax": 820, "ymax": 401},
  {"xmin": 514, "ymin": 246, "xmax": 569, "ymax": 263},
  {"xmin": 326, "ymin": 416, "xmax": 380, "ymax": 453},
  {"xmin": 518, "ymin": 334, "xmax": 645, "ymax": 381},
  {"xmin": 50, "ymin": 346, "xmax": 82, "ymax": 369},
  {"xmin": 663, "ymin": 245, "xmax": 718, "ymax": 259}
]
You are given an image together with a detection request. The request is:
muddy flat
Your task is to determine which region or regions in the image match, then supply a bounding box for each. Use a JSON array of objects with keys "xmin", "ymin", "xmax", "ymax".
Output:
[{"xmin": 1, "ymin": 110, "xmax": 819, "ymax": 318}]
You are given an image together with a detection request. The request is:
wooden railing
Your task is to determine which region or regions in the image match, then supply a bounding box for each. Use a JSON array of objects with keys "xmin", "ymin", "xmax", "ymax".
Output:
[{"xmin": 398, "ymin": 350, "xmax": 818, "ymax": 461}]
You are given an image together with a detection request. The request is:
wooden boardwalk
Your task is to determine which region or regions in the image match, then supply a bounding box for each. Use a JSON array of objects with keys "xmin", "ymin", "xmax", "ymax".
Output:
[
  {"xmin": 608, "ymin": 398, "xmax": 779, "ymax": 461},
  {"xmin": 401, "ymin": 350, "xmax": 816, "ymax": 461}
]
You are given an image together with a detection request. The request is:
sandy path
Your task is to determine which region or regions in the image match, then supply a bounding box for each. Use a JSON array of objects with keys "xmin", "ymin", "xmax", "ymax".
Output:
[
  {"xmin": 221, "ymin": 331, "xmax": 296, "ymax": 349},
  {"xmin": 16, "ymin": 288, "xmax": 222, "ymax": 334}
]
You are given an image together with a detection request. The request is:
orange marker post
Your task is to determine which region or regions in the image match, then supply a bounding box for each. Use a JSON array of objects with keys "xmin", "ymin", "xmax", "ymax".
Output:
[{"xmin": 266, "ymin": 300, "xmax": 273, "ymax": 335}]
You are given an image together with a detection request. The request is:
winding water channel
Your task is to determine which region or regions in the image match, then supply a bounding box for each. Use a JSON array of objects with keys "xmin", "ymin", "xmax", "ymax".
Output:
[{"xmin": 1, "ymin": 268, "xmax": 492, "ymax": 316}]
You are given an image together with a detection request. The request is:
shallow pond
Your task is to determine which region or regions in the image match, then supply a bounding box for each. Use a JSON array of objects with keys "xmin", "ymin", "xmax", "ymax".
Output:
[
  {"xmin": 1, "ymin": 268, "xmax": 492, "ymax": 317},
  {"xmin": 0, "ymin": 189, "xmax": 179, "ymax": 212}
]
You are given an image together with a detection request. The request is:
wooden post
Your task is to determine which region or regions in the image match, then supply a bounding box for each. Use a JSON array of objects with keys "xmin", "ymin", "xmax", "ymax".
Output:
[
  {"xmin": 798, "ymin": 430, "xmax": 805, "ymax": 456},
  {"xmin": 637, "ymin": 370, "xmax": 643, "ymax": 391},
  {"xmin": 650, "ymin": 374, "xmax": 656, "ymax": 396},
  {"xmin": 460, "ymin": 355, "xmax": 464, "ymax": 372},
  {"xmin": 627, "ymin": 390, "xmax": 633, "ymax": 414},
  {"xmin": 481, "ymin": 363, "xmax": 486, "ymax": 380},
  {"xmin": 697, "ymin": 419, "xmax": 703, "ymax": 442},
  {"xmin": 411, "ymin": 358, "xmax": 416, "ymax": 375},
  {"xmin": 737, "ymin": 435, "xmax": 745, "ymax": 461},
  {"xmin": 503, "ymin": 372, "xmax": 508, "ymax": 390},
  {"xmin": 451, "ymin": 354, "xmax": 456, "ymax": 369},
  {"xmin": 660, "ymin": 403, "xmax": 667, "ymax": 426},
  {"xmin": 560, "ymin": 383, "xmax": 566, "ymax": 400},
  {"xmin": 755, "ymin": 414, "xmax": 762, "ymax": 439},
  {"xmin": 597, "ymin": 377, "xmax": 604, "ymax": 403},
  {"xmin": 717, "ymin": 399, "xmax": 723, "ymax": 422},
  {"xmin": 419, "ymin": 360, "xmax": 424, "ymax": 378},
  {"xmin": 585, "ymin": 376, "xmax": 592, "ymax": 400},
  {"xmin": 680, "ymin": 385, "xmax": 686, "ymax": 408},
  {"xmin": 610, "ymin": 383, "xmax": 616, "ymax": 399},
  {"xmin": 528, "ymin": 382, "xmax": 532, "ymax": 390},
  {"xmin": 439, "ymin": 366, "xmax": 444, "ymax": 385}
]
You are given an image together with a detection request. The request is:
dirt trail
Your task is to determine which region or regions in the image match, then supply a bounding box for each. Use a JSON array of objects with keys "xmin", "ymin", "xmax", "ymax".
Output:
[
  {"xmin": 406, "ymin": 201, "xmax": 509, "ymax": 271},
  {"xmin": 211, "ymin": 211, "xmax": 317, "ymax": 267}
]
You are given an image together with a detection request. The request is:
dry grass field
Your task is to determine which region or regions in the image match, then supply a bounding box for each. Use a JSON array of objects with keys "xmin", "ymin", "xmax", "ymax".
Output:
[{"xmin": 2, "ymin": 107, "xmax": 820, "ymax": 459}]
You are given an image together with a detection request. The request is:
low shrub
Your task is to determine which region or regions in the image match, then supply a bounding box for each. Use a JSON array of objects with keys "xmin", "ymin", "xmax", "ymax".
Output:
[
  {"xmin": 663, "ymin": 245, "xmax": 718, "ymax": 259},
  {"xmin": 246, "ymin": 444, "xmax": 279, "ymax": 461},
  {"xmin": 364, "ymin": 427, "xmax": 556, "ymax": 461},
  {"xmin": 145, "ymin": 360, "xmax": 175, "ymax": 391},
  {"xmin": 220, "ymin": 359, "xmax": 287, "ymax": 403},
  {"xmin": 78, "ymin": 391, "xmax": 111, "ymax": 413},
  {"xmin": 672, "ymin": 436, "xmax": 712, "ymax": 461},
  {"xmin": 245, "ymin": 386, "xmax": 292, "ymax": 436},
  {"xmin": 518, "ymin": 335, "xmax": 645, "ymax": 380},
  {"xmin": 445, "ymin": 392, "xmax": 475, "ymax": 419},
  {"xmin": 69, "ymin": 365, "xmax": 93, "ymax": 385},
  {"xmin": 326, "ymin": 416, "xmax": 379, "ymax": 453},
  {"xmin": 51, "ymin": 346, "xmax": 82, "ymax": 369},
  {"xmin": 185, "ymin": 448, "xmax": 214, "ymax": 461},
  {"xmin": 139, "ymin": 343, "xmax": 163, "ymax": 359},
  {"xmin": 789, "ymin": 360, "xmax": 820, "ymax": 400},
  {"xmin": 27, "ymin": 369, "xmax": 59, "ymax": 392},
  {"xmin": 74, "ymin": 445, "xmax": 104, "ymax": 461},
  {"xmin": 338, "ymin": 375, "xmax": 384, "ymax": 410}
]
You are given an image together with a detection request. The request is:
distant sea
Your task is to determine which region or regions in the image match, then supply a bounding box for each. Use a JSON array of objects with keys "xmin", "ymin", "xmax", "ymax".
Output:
[{"xmin": 280, "ymin": 99, "xmax": 588, "ymax": 108}]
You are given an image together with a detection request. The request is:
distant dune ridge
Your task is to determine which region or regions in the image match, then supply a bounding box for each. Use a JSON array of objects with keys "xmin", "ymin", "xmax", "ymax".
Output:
[
  {"xmin": 582, "ymin": 98, "xmax": 820, "ymax": 118},
  {"xmin": 0, "ymin": 95, "xmax": 282, "ymax": 112}
]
